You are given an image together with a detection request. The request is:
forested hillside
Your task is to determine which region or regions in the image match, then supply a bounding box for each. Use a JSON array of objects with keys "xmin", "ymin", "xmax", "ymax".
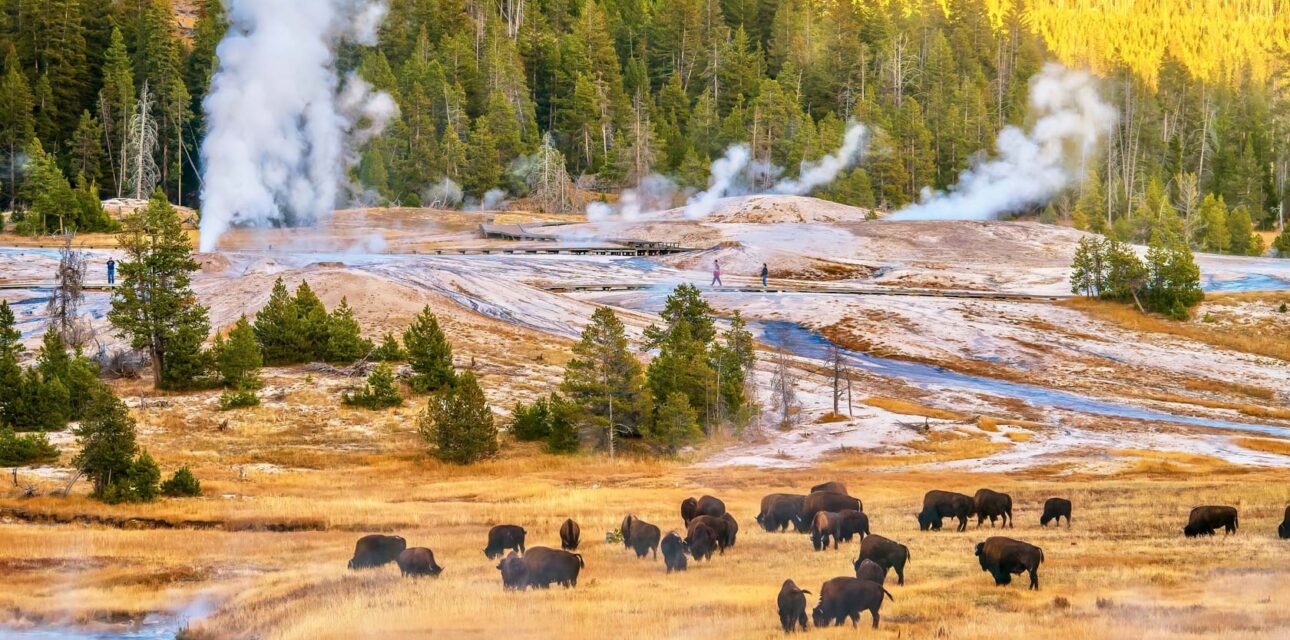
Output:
[{"xmin": 1, "ymin": 0, "xmax": 1287, "ymax": 253}]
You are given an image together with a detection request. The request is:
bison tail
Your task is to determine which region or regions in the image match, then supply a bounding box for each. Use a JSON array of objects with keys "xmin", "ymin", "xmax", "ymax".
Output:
[
  {"xmin": 799, "ymin": 589, "xmax": 812, "ymax": 595},
  {"xmin": 882, "ymin": 588, "xmax": 894, "ymax": 602},
  {"xmin": 575, "ymin": 553, "xmax": 585, "ymax": 568}
]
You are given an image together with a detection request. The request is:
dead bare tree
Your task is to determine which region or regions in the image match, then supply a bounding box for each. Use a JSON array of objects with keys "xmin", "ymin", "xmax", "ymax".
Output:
[
  {"xmin": 826, "ymin": 344, "xmax": 852, "ymax": 417},
  {"xmin": 769, "ymin": 349, "xmax": 800, "ymax": 430},
  {"xmin": 126, "ymin": 82, "xmax": 160, "ymax": 200},
  {"xmin": 46, "ymin": 234, "xmax": 94, "ymax": 347}
]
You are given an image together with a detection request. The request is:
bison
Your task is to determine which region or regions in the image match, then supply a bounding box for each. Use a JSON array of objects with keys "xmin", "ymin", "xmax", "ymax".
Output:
[
  {"xmin": 1184, "ymin": 505, "xmax": 1239, "ymax": 537},
  {"xmin": 917, "ymin": 490, "xmax": 974, "ymax": 532},
  {"xmin": 854, "ymin": 535, "xmax": 910, "ymax": 586},
  {"xmin": 777, "ymin": 579, "xmax": 811, "ymax": 632},
  {"xmin": 973, "ymin": 488, "xmax": 1013, "ymax": 528},
  {"xmin": 854, "ymin": 558, "xmax": 888, "ymax": 585},
  {"xmin": 483, "ymin": 524, "xmax": 527, "ymax": 559},
  {"xmin": 621, "ymin": 515, "xmax": 661, "ymax": 559},
  {"xmin": 811, "ymin": 481, "xmax": 848, "ymax": 495},
  {"xmin": 396, "ymin": 547, "xmax": 443, "ymax": 578},
  {"xmin": 687, "ymin": 515, "xmax": 733, "ymax": 553},
  {"xmin": 757, "ymin": 493, "xmax": 807, "ymax": 533},
  {"xmin": 496, "ymin": 547, "xmax": 583, "ymax": 590},
  {"xmin": 811, "ymin": 576, "xmax": 892, "ymax": 629},
  {"xmin": 811, "ymin": 511, "xmax": 842, "ymax": 551},
  {"xmin": 661, "ymin": 532, "xmax": 688, "ymax": 573},
  {"xmin": 686, "ymin": 521, "xmax": 719, "ymax": 561},
  {"xmin": 975, "ymin": 537, "xmax": 1044, "ymax": 590},
  {"xmin": 838, "ymin": 509, "xmax": 870, "ymax": 542},
  {"xmin": 560, "ymin": 518, "xmax": 581, "ymax": 550},
  {"xmin": 720, "ymin": 512, "xmax": 739, "ymax": 547},
  {"xmin": 348, "ymin": 534, "xmax": 406, "ymax": 569},
  {"xmin": 801, "ymin": 491, "xmax": 862, "ymax": 525},
  {"xmin": 1040, "ymin": 498, "xmax": 1072, "ymax": 527},
  {"xmin": 1280, "ymin": 505, "xmax": 1289, "ymax": 539}
]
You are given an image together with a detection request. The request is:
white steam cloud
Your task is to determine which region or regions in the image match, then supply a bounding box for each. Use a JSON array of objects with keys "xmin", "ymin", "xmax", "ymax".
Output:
[
  {"xmin": 683, "ymin": 145, "xmax": 751, "ymax": 219},
  {"xmin": 889, "ymin": 63, "xmax": 1115, "ymax": 221},
  {"xmin": 198, "ymin": 0, "xmax": 397, "ymax": 252},
  {"xmin": 772, "ymin": 123, "xmax": 868, "ymax": 195}
]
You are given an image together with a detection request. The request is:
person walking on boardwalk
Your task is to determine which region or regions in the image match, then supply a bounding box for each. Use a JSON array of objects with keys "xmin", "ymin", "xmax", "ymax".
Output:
[
  {"xmin": 761, "ymin": 263, "xmax": 769, "ymax": 287},
  {"xmin": 711, "ymin": 260, "xmax": 722, "ymax": 286},
  {"xmin": 106, "ymin": 258, "xmax": 116, "ymax": 285}
]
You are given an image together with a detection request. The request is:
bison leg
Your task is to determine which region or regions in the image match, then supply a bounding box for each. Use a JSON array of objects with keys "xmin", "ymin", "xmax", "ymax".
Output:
[
  {"xmin": 832, "ymin": 534, "xmax": 839, "ymax": 550},
  {"xmin": 957, "ymin": 516, "xmax": 967, "ymax": 532},
  {"xmin": 895, "ymin": 563, "xmax": 905, "ymax": 586},
  {"xmin": 780, "ymin": 613, "xmax": 792, "ymax": 633},
  {"xmin": 797, "ymin": 611, "xmax": 808, "ymax": 632},
  {"xmin": 870, "ymin": 607, "xmax": 881, "ymax": 629},
  {"xmin": 1028, "ymin": 567, "xmax": 1039, "ymax": 590},
  {"xmin": 846, "ymin": 612, "xmax": 858, "ymax": 628}
]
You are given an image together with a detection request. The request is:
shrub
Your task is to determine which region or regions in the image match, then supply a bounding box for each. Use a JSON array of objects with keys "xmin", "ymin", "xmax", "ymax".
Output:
[
  {"xmin": 218, "ymin": 389, "xmax": 260, "ymax": 411},
  {"xmin": 511, "ymin": 397, "xmax": 551, "ymax": 441},
  {"xmin": 545, "ymin": 397, "xmax": 579, "ymax": 454},
  {"xmin": 418, "ymin": 371, "xmax": 496, "ymax": 464},
  {"xmin": 0, "ymin": 427, "xmax": 59, "ymax": 466},
  {"xmin": 370, "ymin": 332, "xmax": 406, "ymax": 361},
  {"xmin": 404, "ymin": 306, "xmax": 455, "ymax": 393},
  {"xmin": 216, "ymin": 317, "xmax": 262, "ymax": 389},
  {"xmin": 342, "ymin": 363, "xmax": 403, "ymax": 409},
  {"xmin": 161, "ymin": 466, "xmax": 202, "ymax": 497}
]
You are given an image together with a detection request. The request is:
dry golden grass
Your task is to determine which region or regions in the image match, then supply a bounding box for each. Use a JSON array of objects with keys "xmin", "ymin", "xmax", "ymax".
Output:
[
  {"xmin": 864, "ymin": 396, "xmax": 969, "ymax": 421},
  {"xmin": 1233, "ymin": 438, "xmax": 1290, "ymax": 457},
  {"xmin": 1181, "ymin": 379, "xmax": 1276, "ymax": 401},
  {"xmin": 1065, "ymin": 298, "xmax": 1290, "ymax": 363},
  {"xmin": 1139, "ymin": 392, "xmax": 1290, "ymax": 421}
]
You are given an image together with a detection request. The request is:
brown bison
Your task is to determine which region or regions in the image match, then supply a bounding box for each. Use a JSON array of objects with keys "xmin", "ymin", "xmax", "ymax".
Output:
[
  {"xmin": 686, "ymin": 521, "xmax": 719, "ymax": 561},
  {"xmin": 621, "ymin": 515, "xmax": 661, "ymax": 559},
  {"xmin": 496, "ymin": 547, "xmax": 583, "ymax": 590},
  {"xmin": 1280, "ymin": 505, "xmax": 1289, "ymax": 539},
  {"xmin": 1184, "ymin": 505, "xmax": 1239, "ymax": 537},
  {"xmin": 811, "ymin": 481, "xmax": 848, "ymax": 494},
  {"xmin": 811, "ymin": 511, "xmax": 842, "ymax": 551},
  {"xmin": 758, "ymin": 493, "xmax": 807, "ymax": 533},
  {"xmin": 975, "ymin": 537, "xmax": 1044, "ymax": 590},
  {"xmin": 811, "ymin": 576, "xmax": 893, "ymax": 629},
  {"xmin": 777, "ymin": 579, "xmax": 811, "ymax": 632},
  {"xmin": 348, "ymin": 534, "xmax": 406, "ymax": 569},
  {"xmin": 687, "ymin": 515, "xmax": 733, "ymax": 553},
  {"xmin": 680, "ymin": 494, "xmax": 726, "ymax": 524},
  {"xmin": 560, "ymin": 518, "xmax": 581, "ymax": 550},
  {"xmin": 483, "ymin": 524, "xmax": 527, "ymax": 559},
  {"xmin": 854, "ymin": 558, "xmax": 888, "ymax": 585},
  {"xmin": 801, "ymin": 491, "xmax": 862, "ymax": 525},
  {"xmin": 720, "ymin": 512, "xmax": 739, "ymax": 547},
  {"xmin": 396, "ymin": 547, "xmax": 444, "ymax": 578},
  {"xmin": 854, "ymin": 535, "xmax": 910, "ymax": 586},
  {"xmin": 917, "ymin": 490, "xmax": 974, "ymax": 531},
  {"xmin": 973, "ymin": 488, "xmax": 1013, "ymax": 528},
  {"xmin": 1040, "ymin": 498, "xmax": 1072, "ymax": 527},
  {"xmin": 838, "ymin": 509, "xmax": 870, "ymax": 542},
  {"xmin": 661, "ymin": 532, "xmax": 688, "ymax": 573}
]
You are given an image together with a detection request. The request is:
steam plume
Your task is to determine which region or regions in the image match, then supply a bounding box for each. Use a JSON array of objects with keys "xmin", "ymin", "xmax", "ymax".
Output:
[
  {"xmin": 198, "ymin": 0, "xmax": 397, "ymax": 252},
  {"xmin": 772, "ymin": 123, "xmax": 868, "ymax": 195},
  {"xmin": 889, "ymin": 63, "xmax": 1115, "ymax": 221},
  {"xmin": 683, "ymin": 145, "xmax": 750, "ymax": 219}
]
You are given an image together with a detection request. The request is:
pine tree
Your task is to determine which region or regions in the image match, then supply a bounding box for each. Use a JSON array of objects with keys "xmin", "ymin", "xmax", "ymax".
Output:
[
  {"xmin": 1225, "ymin": 205, "xmax": 1259, "ymax": 256},
  {"xmin": 253, "ymin": 278, "xmax": 300, "ymax": 365},
  {"xmin": 72, "ymin": 386, "xmax": 138, "ymax": 498},
  {"xmin": 293, "ymin": 281, "xmax": 330, "ymax": 362},
  {"xmin": 0, "ymin": 302, "xmax": 24, "ymax": 428},
  {"xmin": 404, "ymin": 306, "xmax": 455, "ymax": 393},
  {"xmin": 107, "ymin": 190, "xmax": 212, "ymax": 390},
  {"xmin": 645, "ymin": 391, "xmax": 701, "ymax": 453},
  {"xmin": 160, "ymin": 465, "xmax": 201, "ymax": 497},
  {"xmin": 0, "ymin": 48, "xmax": 35, "ymax": 210},
  {"xmin": 70, "ymin": 110, "xmax": 103, "ymax": 187},
  {"xmin": 18, "ymin": 138, "xmax": 76, "ymax": 235},
  {"xmin": 98, "ymin": 28, "xmax": 135, "ymax": 198},
  {"xmin": 343, "ymin": 362, "xmax": 403, "ymax": 409},
  {"xmin": 371, "ymin": 332, "xmax": 406, "ymax": 361},
  {"xmin": 545, "ymin": 395, "xmax": 579, "ymax": 454},
  {"xmin": 127, "ymin": 449, "xmax": 161, "ymax": 502},
  {"xmin": 643, "ymin": 283, "xmax": 716, "ymax": 348},
  {"xmin": 418, "ymin": 371, "xmax": 497, "ymax": 464},
  {"xmin": 1069, "ymin": 235, "xmax": 1106, "ymax": 297},
  {"xmin": 1144, "ymin": 230, "xmax": 1204, "ymax": 318},
  {"xmin": 324, "ymin": 297, "xmax": 372, "ymax": 363},
  {"xmin": 217, "ymin": 317, "xmax": 262, "ymax": 389},
  {"xmin": 561, "ymin": 307, "xmax": 651, "ymax": 453},
  {"xmin": 1197, "ymin": 193, "xmax": 1230, "ymax": 253}
]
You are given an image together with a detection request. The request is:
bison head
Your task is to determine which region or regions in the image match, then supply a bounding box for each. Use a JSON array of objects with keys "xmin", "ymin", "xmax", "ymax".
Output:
[
  {"xmin": 792, "ymin": 515, "xmax": 810, "ymax": 533},
  {"xmin": 1183, "ymin": 524, "xmax": 1199, "ymax": 537},
  {"xmin": 497, "ymin": 553, "xmax": 526, "ymax": 589},
  {"xmin": 916, "ymin": 510, "xmax": 935, "ymax": 531},
  {"xmin": 974, "ymin": 542, "xmax": 984, "ymax": 557},
  {"xmin": 1280, "ymin": 522, "xmax": 1289, "ymax": 539},
  {"xmin": 811, "ymin": 605, "xmax": 830, "ymax": 628}
]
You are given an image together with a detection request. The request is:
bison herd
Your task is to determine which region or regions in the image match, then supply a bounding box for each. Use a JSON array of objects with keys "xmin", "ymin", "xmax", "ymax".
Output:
[{"xmin": 344, "ymin": 483, "xmax": 1288, "ymax": 632}]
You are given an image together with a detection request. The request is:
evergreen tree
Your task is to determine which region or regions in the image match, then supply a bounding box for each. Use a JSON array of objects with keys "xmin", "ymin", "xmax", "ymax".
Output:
[
  {"xmin": 126, "ymin": 449, "xmax": 161, "ymax": 502},
  {"xmin": 645, "ymin": 391, "xmax": 701, "ymax": 453},
  {"xmin": 216, "ymin": 317, "xmax": 262, "ymax": 389},
  {"xmin": 70, "ymin": 110, "xmax": 102, "ymax": 189},
  {"xmin": 1144, "ymin": 230, "xmax": 1204, "ymax": 318},
  {"xmin": 107, "ymin": 190, "xmax": 211, "ymax": 390},
  {"xmin": 418, "ymin": 371, "xmax": 497, "ymax": 464},
  {"xmin": 160, "ymin": 465, "xmax": 201, "ymax": 497},
  {"xmin": 645, "ymin": 319, "xmax": 717, "ymax": 432},
  {"xmin": 0, "ymin": 48, "xmax": 34, "ymax": 209},
  {"xmin": 1070, "ymin": 235, "xmax": 1107, "ymax": 297},
  {"xmin": 404, "ymin": 306, "xmax": 455, "ymax": 393},
  {"xmin": 253, "ymin": 278, "xmax": 299, "ymax": 365},
  {"xmin": 1196, "ymin": 193, "xmax": 1230, "ymax": 253},
  {"xmin": 72, "ymin": 387, "xmax": 138, "ymax": 498},
  {"xmin": 324, "ymin": 297, "xmax": 372, "ymax": 363},
  {"xmin": 561, "ymin": 307, "xmax": 651, "ymax": 452},
  {"xmin": 18, "ymin": 138, "xmax": 76, "ymax": 235},
  {"xmin": 98, "ymin": 28, "xmax": 135, "ymax": 198},
  {"xmin": 511, "ymin": 396, "xmax": 552, "ymax": 441},
  {"xmin": 343, "ymin": 362, "xmax": 404, "ymax": 409},
  {"xmin": 1225, "ymin": 205, "xmax": 1260, "ymax": 256},
  {"xmin": 292, "ymin": 281, "xmax": 330, "ymax": 361},
  {"xmin": 642, "ymin": 283, "xmax": 716, "ymax": 348},
  {"xmin": 371, "ymin": 331, "xmax": 406, "ymax": 361},
  {"xmin": 0, "ymin": 301, "xmax": 24, "ymax": 427},
  {"xmin": 545, "ymin": 395, "xmax": 579, "ymax": 454}
]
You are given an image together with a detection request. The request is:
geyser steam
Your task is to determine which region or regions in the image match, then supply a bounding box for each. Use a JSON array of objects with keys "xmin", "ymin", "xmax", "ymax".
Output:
[
  {"xmin": 771, "ymin": 123, "xmax": 868, "ymax": 195},
  {"xmin": 889, "ymin": 63, "xmax": 1115, "ymax": 221},
  {"xmin": 198, "ymin": 0, "xmax": 397, "ymax": 251}
]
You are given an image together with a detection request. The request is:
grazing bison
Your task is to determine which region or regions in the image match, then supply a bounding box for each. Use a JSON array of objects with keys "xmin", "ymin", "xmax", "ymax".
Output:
[
  {"xmin": 811, "ymin": 481, "xmax": 848, "ymax": 495},
  {"xmin": 1280, "ymin": 505, "xmax": 1290, "ymax": 539},
  {"xmin": 811, "ymin": 511, "xmax": 842, "ymax": 551},
  {"xmin": 560, "ymin": 518, "xmax": 581, "ymax": 550},
  {"xmin": 621, "ymin": 515, "xmax": 662, "ymax": 559},
  {"xmin": 483, "ymin": 524, "xmax": 527, "ymax": 559},
  {"xmin": 680, "ymin": 495, "xmax": 727, "ymax": 524},
  {"xmin": 686, "ymin": 522, "xmax": 719, "ymax": 561},
  {"xmin": 1184, "ymin": 505, "xmax": 1239, "ymax": 537},
  {"xmin": 758, "ymin": 493, "xmax": 807, "ymax": 533},
  {"xmin": 396, "ymin": 547, "xmax": 444, "ymax": 578},
  {"xmin": 496, "ymin": 547, "xmax": 584, "ymax": 590},
  {"xmin": 854, "ymin": 535, "xmax": 910, "ymax": 586},
  {"xmin": 838, "ymin": 509, "xmax": 870, "ymax": 542},
  {"xmin": 777, "ymin": 579, "xmax": 811, "ymax": 632},
  {"xmin": 917, "ymin": 490, "xmax": 974, "ymax": 532},
  {"xmin": 348, "ymin": 534, "xmax": 406, "ymax": 569},
  {"xmin": 801, "ymin": 491, "xmax": 862, "ymax": 525},
  {"xmin": 811, "ymin": 577, "xmax": 892, "ymax": 629},
  {"xmin": 973, "ymin": 489, "xmax": 1014, "ymax": 528},
  {"xmin": 1040, "ymin": 498, "xmax": 1072, "ymax": 527},
  {"xmin": 975, "ymin": 537, "xmax": 1044, "ymax": 590},
  {"xmin": 661, "ymin": 532, "xmax": 688, "ymax": 573},
  {"xmin": 854, "ymin": 558, "xmax": 888, "ymax": 585},
  {"xmin": 721, "ymin": 512, "xmax": 739, "ymax": 547},
  {"xmin": 687, "ymin": 515, "xmax": 733, "ymax": 553}
]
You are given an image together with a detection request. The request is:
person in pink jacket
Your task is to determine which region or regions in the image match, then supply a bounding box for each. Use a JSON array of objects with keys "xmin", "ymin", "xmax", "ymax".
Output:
[{"xmin": 711, "ymin": 260, "xmax": 722, "ymax": 286}]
